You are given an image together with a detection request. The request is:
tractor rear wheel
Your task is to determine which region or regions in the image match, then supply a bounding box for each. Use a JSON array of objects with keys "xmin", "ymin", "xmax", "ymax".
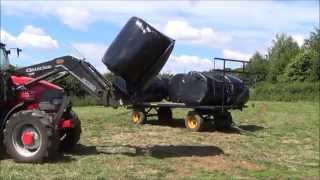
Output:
[
  {"xmin": 158, "ymin": 107, "xmax": 172, "ymax": 122},
  {"xmin": 131, "ymin": 109, "xmax": 146, "ymax": 124},
  {"xmin": 60, "ymin": 110, "xmax": 81, "ymax": 152},
  {"xmin": 3, "ymin": 110, "xmax": 59, "ymax": 163},
  {"xmin": 185, "ymin": 111, "xmax": 204, "ymax": 132}
]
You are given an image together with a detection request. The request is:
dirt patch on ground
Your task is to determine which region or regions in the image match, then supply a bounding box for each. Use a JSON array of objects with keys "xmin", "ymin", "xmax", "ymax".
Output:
[
  {"xmin": 258, "ymin": 103, "xmax": 268, "ymax": 114},
  {"xmin": 238, "ymin": 160, "xmax": 262, "ymax": 170},
  {"xmin": 174, "ymin": 155, "xmax": 263, "ymax": 176},
  {"xmin": 110, "ymin": 124, "xmax": 241, "ymax": 146}
]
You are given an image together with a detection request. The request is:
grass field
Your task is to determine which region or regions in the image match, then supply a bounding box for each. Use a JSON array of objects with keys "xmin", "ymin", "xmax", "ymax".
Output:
[{"xmin": 0, "ymin": 101, "xmax": 319, "ymax": 179}]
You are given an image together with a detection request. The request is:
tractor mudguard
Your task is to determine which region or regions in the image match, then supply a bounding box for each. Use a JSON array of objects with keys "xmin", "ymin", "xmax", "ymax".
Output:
[{"xmin": 0, "ymin": 102, "xmax": 25, "ymax": 131}]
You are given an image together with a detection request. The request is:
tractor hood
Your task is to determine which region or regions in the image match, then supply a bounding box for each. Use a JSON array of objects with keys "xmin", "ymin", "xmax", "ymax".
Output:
[{"xmin": 102, "ymin": 17, "xmax": 175, "ymax": 93}]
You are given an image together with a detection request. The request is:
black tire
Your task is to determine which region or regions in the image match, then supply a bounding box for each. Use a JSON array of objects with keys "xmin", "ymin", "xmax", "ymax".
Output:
[
  {"xmin": 0, "ymin": 134, "xmax": 5, "ymax": 158},
  {"xmin": 3, "ymin": 110, "xmax": 59, "ymax": 163},
  {"xmin": 158, "ymin": 108, "xmax": 172, "ymax": 122},
  {"xmin": 213, "ymin": 111, "xmax": 233, "ymax": 130},
  {"xmin": 185, "ymin": 111, "xmax": 204, "ymax": 132},
  {"xmin": 131, "ymin": 109, "xmax": 146, "ymax": 124},
  {"xmin": 60, "ymin": 110, "xmax": 81, "ymax": 152}
]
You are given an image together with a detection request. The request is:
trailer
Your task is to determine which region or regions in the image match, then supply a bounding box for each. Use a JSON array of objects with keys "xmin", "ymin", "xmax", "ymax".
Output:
[{"xmin": 127, "ymin": 58, "xmax": 255, "ymax": 132}]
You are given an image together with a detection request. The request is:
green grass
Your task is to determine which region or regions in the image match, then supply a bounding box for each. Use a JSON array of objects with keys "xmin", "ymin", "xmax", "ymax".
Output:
[{"xmin": 0, "ymin": 101, "xmax": 319, "ymax": 179}]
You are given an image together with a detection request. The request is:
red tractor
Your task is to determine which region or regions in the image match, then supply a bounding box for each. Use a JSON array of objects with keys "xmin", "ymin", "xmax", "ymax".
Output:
[
  {"xmin": 1, "ymin": 42, "xmax": 120, "ymax": 163},
  {"xmin": 0, "ymin": 43, "xmax": 81, "ymax": 163}
]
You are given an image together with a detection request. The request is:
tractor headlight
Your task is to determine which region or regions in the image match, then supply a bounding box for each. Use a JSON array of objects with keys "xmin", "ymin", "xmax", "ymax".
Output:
[
  {"xmin": 51, "ymin": 98, "xmax": 63, "ymax": 105},
  {"xmin": 39, "ymin": 98, "xmax": 63, "ymax": 111}
]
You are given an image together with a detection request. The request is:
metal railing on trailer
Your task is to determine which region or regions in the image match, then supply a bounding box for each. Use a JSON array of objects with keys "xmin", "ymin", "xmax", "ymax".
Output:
[{"xmin": 212, "ymin": 57, "xmax": 255, "ymax": 112}]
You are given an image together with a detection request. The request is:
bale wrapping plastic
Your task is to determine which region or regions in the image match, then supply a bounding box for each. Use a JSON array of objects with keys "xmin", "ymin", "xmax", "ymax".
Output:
[
  {"xmin": 168, "ymin": 72, "xmax": 249, "ymax": 106},
  {"xmin": 112, "ymin": 76, "xmax": 169, "ymax": 103},
  {"xmin": 139, "ymin": 76, "xmax": 169, "ymax": 102},
  {"xmin": 103, "ymin": 17, "xmax": 175, "ymax": 92}
]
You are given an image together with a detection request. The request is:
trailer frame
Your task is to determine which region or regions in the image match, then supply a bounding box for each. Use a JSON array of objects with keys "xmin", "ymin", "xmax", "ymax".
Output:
[{"xmin": 127, "ymin": 57, "xmax": 253, "ymax": 131}]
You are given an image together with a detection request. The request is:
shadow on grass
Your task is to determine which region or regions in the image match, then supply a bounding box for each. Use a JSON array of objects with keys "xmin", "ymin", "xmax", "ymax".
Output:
[
  {"xmin": 146, "ymin": 118, "xmax": 186, "ymax": 128},
  {"xmin": 0, "ymin": 149, "xmax": 76, "ymax": 163},
  {"xmin": 125, "ymin": 145, "xmax": 224, "ymax": 158},
  {"xmin": 145, "ymin": 118, "xmax": 265, "ymax": 133},
  {"xmin": 238, "ymin": 124, "xmax": 264, "ymax": 132},
  {"xmin": 0, "ymin": 144, "xmax": 224, "ymax": 162},
  {"xmin": 70, "ymin": 144, "xmax": 224, "ymax": 159}
]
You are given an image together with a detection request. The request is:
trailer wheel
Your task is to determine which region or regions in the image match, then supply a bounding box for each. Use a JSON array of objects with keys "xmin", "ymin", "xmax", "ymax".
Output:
[
  {"xmin": 60, "ymin": 110, "xmax": 81, "ymax": 152},
  {"xmin": 158, "ymin": 108, "xmax": 172, "ymax": 122},
  {"xmin": 185, "ymin": 111, "xmax": 204, "ymax": 132},
  {"xmin": 3, "ymin": 110, "xmax": 59, "ymax": 163},
  {"xmin": 214, "ymin": 111, "xmax": 233, "ymax": 130},
  {"xmin": 131, "ymin": 109, "xmax": 146, "ymax": 124}
]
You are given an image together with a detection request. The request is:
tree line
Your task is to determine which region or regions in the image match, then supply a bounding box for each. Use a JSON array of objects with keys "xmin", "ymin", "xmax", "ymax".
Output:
[{"xmin": 246, "ymin": 28, "xmax": 319, "ymax": 83}]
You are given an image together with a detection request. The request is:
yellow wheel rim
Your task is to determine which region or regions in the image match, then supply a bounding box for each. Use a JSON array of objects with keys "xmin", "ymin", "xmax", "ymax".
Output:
[
  {"xmin": 187, "ymin": 116, "xmax": 198, "ymax": 129},
  {"xmin": 132, "ymin": 112, "xmax": 141, "ymax": 123}
]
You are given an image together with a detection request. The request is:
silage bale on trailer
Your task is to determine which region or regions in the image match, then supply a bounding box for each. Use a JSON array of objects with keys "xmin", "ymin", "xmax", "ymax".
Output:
[
  {"xmin": 112, "ymin": 76, "xmax": 170, "ymax": 103},
  {"xmin": 168, "ymin": 72, "xmax": 249, "ymax": 107},
  {"xmin": 140, "ymin": 76, "xmax": 170, "ymax": 102}
]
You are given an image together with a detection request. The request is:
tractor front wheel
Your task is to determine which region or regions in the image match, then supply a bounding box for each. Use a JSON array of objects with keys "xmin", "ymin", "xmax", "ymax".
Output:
[{"xmin": 3, "ymin": 110, "xmax": 59, "ymax": 163}]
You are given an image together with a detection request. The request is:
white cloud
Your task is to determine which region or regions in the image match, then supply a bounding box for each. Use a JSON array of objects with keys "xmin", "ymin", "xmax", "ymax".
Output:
[
  {"xmin": 56, "ymin": 8, "xmax": 92, "ymax": 30},
  {"xmin": 162, "ymin": 55, "xmax": 216, "ymax": 73},
  {"xmin": 0, "ymin": 30, "xmax": 17, "ymax": 45},
  {"xmin": 71, "ymin": 42, "xmax": 108, "ymax": 72},
  {"xmin": 1, "ymin": 25, "xmax": 59, "ymax": 50},
  {"xmin": 164, "ymin": 20, "xmax": 231, "ymax": 48},
  {"xmin": 3, "ymin": 1, "xmax": 317, "ymax": 32},
  {"xmin": 23, "ymin": 25, "xmax": 45, "ymax": 35},
  {"xmin": 222, "ymin": 49, "xmax": 252, "ymax": 61},
  {"xmin": 292, "ymin": 34, "xmax": 305, "ymax": 47}
]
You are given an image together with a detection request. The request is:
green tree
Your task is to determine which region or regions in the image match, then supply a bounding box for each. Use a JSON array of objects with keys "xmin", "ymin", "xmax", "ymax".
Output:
[
  {"xmin": 159, "ymin": 72, "xmax": 174, "ymax": 79},
  {"xmin": 304, "ymin": 28, "xmax": 320, "ymax": 52},
  {"xmin": 282, "ymin": 50, "xmax": 317, "ymax": 82},
  {"xmin": 246, "ymin": 51, "xmax": 268, "ymax": 81},
  {"xmin": 103, "ymin": 72, "xmax": 115, "ymax": 81},
  {"xmin": 303, "ymin": 28, "xmax": 320, "ymax": 81},
  {"xmin": 55, "ymin": 76, "xmax": 88, "ymax": 97},
  {"xmin": 267, "ymin": 33, "xmax": 300, "ymax": 82}
]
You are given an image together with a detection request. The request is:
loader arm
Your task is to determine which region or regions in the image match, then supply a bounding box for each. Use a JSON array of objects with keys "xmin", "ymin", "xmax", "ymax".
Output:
[{"xmin": 15, "ymin": 55, "xmax": 121, "ymax": 107}]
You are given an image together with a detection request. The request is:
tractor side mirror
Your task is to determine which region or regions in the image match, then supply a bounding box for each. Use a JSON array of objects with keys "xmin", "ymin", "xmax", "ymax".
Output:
[
  {"xmin": 17, "ymin": 48, "xmax": 22, "ymax": 57},
  {"xmin": 9, "ymin": 48, "xmax": 22, "ymax": 57},
  {"xmin": 5, "ymin": 50, "xmax": 10, "ymax": 55}
]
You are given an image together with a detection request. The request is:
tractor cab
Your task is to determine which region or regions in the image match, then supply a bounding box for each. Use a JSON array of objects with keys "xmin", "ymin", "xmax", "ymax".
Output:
[
  {"xmin": 0, "ymin": 43, "xmax": 10, "ymax": 71},
  {"xmin": 0, "ymin": 43, "xmax": 10, "ymax": 105}
]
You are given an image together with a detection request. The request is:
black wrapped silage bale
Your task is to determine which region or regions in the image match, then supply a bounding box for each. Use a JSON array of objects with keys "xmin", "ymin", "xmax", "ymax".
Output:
[
  {"xmin": 168, "ymin": 72, "xmax": 209, "ymax": 105},
  {"xmin": 168, "ymin": 71, "xmax": 249, "ymax": 107},
  {"xmin": 140, "ymin": 76, "xmax": 170, "ymax": 102},
  {"xmin": 102, "ymin": 17, "xmax": 175, "ymax": 92},
  {"xmin": 112, "ymin": 76, "xmax": 170, "ymax": 103}
]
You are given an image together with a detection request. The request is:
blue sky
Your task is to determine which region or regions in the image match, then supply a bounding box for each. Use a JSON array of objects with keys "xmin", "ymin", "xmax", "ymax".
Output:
[{"xmin": 0, "ymin": 0, "xmax": 318, "ymax": 73}]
